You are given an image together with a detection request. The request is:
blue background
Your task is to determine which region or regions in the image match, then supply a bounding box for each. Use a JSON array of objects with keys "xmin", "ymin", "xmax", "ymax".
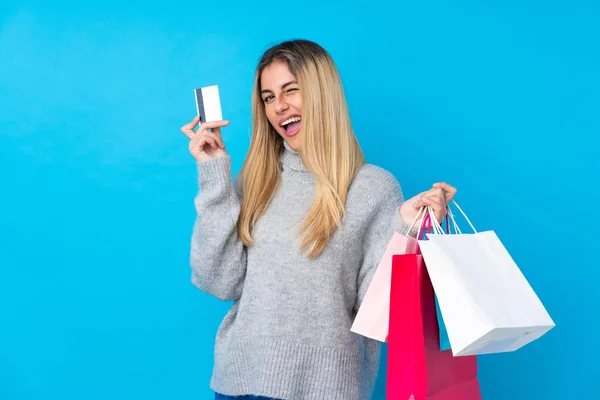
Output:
[{"xmin": 1, "ymin": 0, "xmax": 598, "ymax": 399}]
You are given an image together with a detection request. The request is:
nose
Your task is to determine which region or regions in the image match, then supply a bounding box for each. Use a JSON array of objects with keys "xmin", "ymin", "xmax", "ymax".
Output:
[{"xmin": 275, "ymin": 96, "xmax": 289, "ymax": 114}]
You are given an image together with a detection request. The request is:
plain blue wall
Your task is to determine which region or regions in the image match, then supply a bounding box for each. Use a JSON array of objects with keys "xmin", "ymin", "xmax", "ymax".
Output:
[{"xmin": 1, "ymin": 0, "xmax": 598, "ymax": 399}]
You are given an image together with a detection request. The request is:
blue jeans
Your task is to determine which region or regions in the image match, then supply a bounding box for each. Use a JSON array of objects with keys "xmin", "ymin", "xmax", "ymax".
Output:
[{"xmin": 214, "ymin": 393, "xmax": 281, "ymax": 400}]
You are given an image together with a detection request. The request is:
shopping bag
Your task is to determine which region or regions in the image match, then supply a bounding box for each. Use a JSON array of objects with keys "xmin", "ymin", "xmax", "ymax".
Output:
[
  {"xmin": 431, "ymin": 213, "xmax": 452, "ymax": 352},
  {"xmin": 351, "ymin": 231, "xmax": 419, "ymax": 341},
  {"xmin": 418, "ymin": 203, "xmax": 556, "ymax": 356},
  {"xmin": 434, "ymin": 295, "xmax": 451, "ymax": 351},
  {"xmin": 387, "ymin": 253, "xmax": 481, "ymax": 400}
]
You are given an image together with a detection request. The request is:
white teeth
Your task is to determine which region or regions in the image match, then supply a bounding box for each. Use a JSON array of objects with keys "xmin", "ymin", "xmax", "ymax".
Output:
[{"xmin": 281, "ymin": 116, "xmax": 301, "ymax": 126}]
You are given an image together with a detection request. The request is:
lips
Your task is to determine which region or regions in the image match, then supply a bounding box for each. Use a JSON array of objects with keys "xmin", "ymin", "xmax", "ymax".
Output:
[
  {"xmin": 279, "ymin": 114, "xmax": 301, "ymax": 126},
  {"xmin": 284, "ymin": 120, "xmax": 301, "ymax": 136},
  {"xmin": 279, "ymin": 115, "xmax": 302, "ymax": 137}
]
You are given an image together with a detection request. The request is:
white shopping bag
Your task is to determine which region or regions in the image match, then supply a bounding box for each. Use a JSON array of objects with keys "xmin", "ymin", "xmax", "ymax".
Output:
[{"xmin": 418, "ymin": 202, "xmax": 555, "ymax": 356}]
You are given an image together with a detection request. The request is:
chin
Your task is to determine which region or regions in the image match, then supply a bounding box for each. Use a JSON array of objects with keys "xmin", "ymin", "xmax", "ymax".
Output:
[{"xmin": 285, "ymin": 137, "xmax": 301, "ymax": 152}]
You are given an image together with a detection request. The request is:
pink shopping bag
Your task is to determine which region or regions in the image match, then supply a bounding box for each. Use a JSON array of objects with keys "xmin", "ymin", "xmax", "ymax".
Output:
[
  {"xmin": 351, "ymin": 232, "xmax": 419, "ymax": 342},
  {"xmin": 387, "ymin": 253, "xmax": 481, "ymax": 399}
]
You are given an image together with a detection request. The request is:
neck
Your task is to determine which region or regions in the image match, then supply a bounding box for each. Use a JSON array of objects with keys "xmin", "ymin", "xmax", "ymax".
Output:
[{"xmin": 281, "ymin": 140, "xmax": 308, "ymax": 173}]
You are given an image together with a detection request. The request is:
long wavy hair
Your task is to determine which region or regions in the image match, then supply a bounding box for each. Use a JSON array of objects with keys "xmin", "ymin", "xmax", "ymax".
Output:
[{"xmin": 237, "ymin": 39, "xmax": 364, "ymax": 258}]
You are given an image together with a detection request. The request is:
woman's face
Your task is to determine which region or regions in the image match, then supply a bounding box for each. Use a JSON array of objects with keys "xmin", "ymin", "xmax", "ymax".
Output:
[{"xmin": 260, "ymin": 61, "xmax": 303, "ymax": 151}]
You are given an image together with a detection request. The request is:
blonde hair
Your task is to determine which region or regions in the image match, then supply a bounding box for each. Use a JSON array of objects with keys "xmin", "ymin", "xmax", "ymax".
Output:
[{"xmin": 237, "ymin": 39, "xmax": 364, "ymax": 258}]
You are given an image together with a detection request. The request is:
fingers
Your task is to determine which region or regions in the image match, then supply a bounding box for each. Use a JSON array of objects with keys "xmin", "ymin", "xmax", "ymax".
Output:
[
  {"xmin": 199, "ymin": 120, "xmax": 230, "ymax": 140},
  {"xmin": 409, "ymin": 182, "xmax": 458, "ymax": 224},
  {"xmin": 201, "ymin": 120, "xmax": 230, "ymax": 132},
  {"xmin": 191, "ymin": 131, "xmax": 225, "ymax": 151},
  {"xmin": 420, "ymin": 196, "xmax": 444, "ymax": 212},
  {"xmin": 412, "ymin": 188, "xmax": 444, "ymax": 209},
  {"xmin": 203, "ymin": 132, "xmax": 225, "ymax": 149},
  {"xmin": 418, "ymin": 197, "xmax": 446, "ymax": 224},
  {"xmin": 433, "ymin": 182, "xmax": 457, "ymax": 202},
  {"xmin": 180, "ymin": 116, "xmax": 200, "ymax": 139},
  {"xmin": 412, "ymin": 191, "xmax": 428, "ymax": 209},
  {"xmin": 181, "ymin": 117, "xmax": 230, "ymax": 140}
]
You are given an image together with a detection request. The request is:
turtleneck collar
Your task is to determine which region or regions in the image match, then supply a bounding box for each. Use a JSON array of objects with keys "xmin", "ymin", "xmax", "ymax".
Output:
[{"xmin": 281, "ymin": 140, "xmax": 308, "ymax": 173}]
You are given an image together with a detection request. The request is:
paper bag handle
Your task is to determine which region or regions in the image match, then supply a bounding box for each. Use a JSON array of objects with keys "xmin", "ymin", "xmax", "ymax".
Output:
[
  {"xmin": 448, "ymin": 200, "xmax": 478, "ymax": 234},
  {"xmin": 427, "ymin": 200, "xmax": 478, "ymax": 235},
  {"xmin": 404, "ymin": 206, "xmax": 436, "ymax": 238},
  {"xmin": 427, "ymin": 200, "xmax": 477, "ymax": 235},
  {"xmin": 404, "ymin": 198, "xmax": 477, "ymax": 236}
]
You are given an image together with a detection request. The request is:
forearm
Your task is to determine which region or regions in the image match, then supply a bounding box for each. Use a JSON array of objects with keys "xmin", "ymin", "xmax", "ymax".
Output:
[{"xmin": 190, "ymin": 156, "xmax": 247, "ymax": 301}]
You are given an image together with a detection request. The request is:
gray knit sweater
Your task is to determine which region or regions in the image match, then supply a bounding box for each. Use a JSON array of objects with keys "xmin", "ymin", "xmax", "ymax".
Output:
[{"xmin": 190, "ymin": 141, "xmax": 415, "ymax": 400}]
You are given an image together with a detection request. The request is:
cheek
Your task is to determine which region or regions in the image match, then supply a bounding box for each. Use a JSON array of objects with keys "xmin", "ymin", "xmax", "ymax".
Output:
[
  {"xmin": 292, "ymin": 96, "xmax": 302, "ymax": 112},
  {"xmin": 265, "ymin": 106, "xmax": 280, "ymax": 130}
]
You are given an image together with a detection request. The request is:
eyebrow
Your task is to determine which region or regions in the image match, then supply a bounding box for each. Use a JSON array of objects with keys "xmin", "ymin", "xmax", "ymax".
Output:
[{"xmin": 260, "ymin": 80, "xmax": 298, "ymax": 95}]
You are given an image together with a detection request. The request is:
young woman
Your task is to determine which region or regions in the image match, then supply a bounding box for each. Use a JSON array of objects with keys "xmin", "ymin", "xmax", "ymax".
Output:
[{"xmin": 180, "ymin": 39, "xmax": 456, "ymax": 400}]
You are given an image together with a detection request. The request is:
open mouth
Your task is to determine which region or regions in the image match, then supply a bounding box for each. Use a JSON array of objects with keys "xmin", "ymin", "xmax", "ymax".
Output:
[{"xmin": 280, "ymin": 116, "xmax": 302, "ymax": 135}]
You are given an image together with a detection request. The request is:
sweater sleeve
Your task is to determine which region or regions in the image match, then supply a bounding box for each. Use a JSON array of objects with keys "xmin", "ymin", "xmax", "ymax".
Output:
[
  {"xmin": 355, "ymin": 173, "xmax": 418, "ymax": 312},
  {"xmin": 189, "ymin": 156, "xmax": 247, "ymax": 301}
]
